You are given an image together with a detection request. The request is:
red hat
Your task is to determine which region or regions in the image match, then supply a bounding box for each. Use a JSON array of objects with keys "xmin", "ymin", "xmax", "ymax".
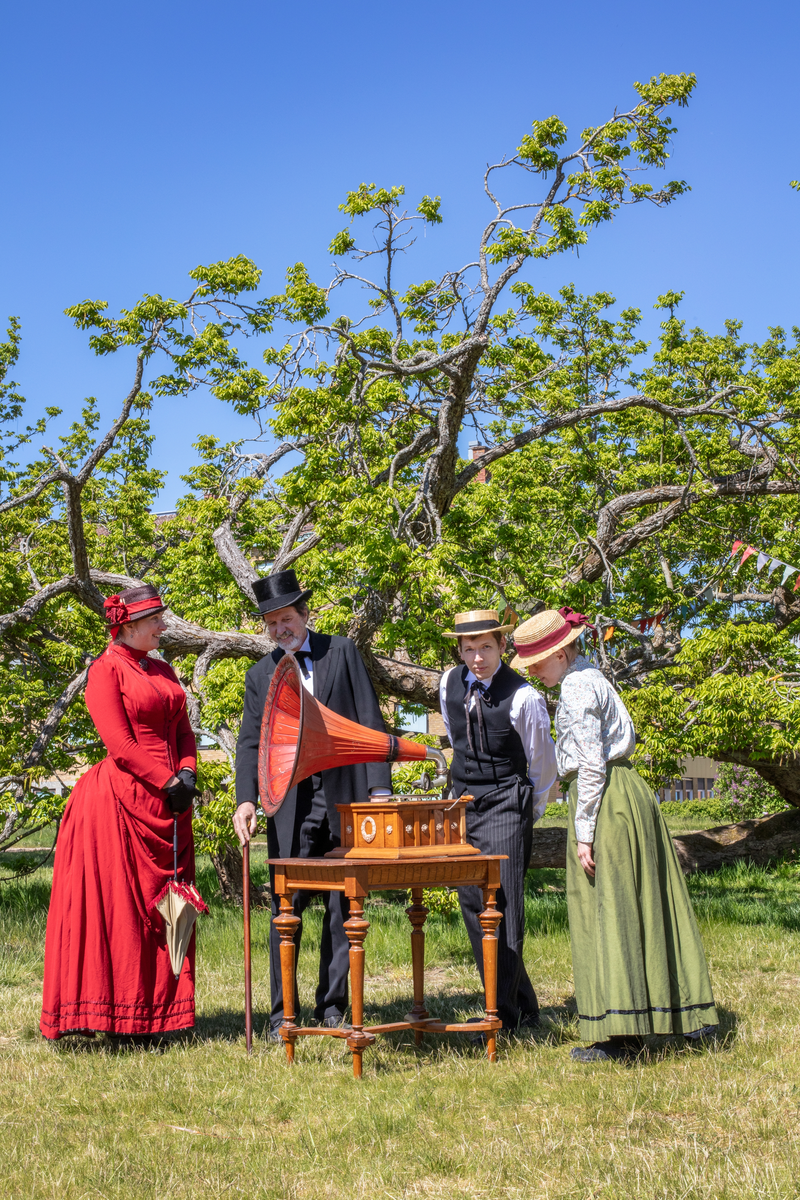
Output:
[{"xmin": 104, "ymin": 585, "xmax": 165, "ymax": 636}]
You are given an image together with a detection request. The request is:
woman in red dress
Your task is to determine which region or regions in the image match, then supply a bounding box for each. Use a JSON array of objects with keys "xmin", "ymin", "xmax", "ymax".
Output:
[{"xmin": 40, "ymin": 585, "xmax": 199, "ymax": 1039}]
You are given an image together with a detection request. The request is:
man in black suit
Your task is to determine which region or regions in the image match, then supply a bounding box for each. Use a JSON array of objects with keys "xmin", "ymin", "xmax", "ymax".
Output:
[{"xmin": 233, "ymin": 569, "xmax": 391, "ymax": 1039}]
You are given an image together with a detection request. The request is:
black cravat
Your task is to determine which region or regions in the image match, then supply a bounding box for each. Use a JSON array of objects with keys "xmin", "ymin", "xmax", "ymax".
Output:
[
  {"xmin": 294, "ymin": 650, "xmax": 312, "ymax": 680},
  {"xmin": 465, "ymin": 680, "xmax": 487, "ymax": 754}
]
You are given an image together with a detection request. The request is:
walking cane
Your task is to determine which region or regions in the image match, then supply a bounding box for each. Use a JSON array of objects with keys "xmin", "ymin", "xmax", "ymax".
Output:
[{"xmin": 243, "ymin": 839, "xmax": 253, "ymax": 1055}]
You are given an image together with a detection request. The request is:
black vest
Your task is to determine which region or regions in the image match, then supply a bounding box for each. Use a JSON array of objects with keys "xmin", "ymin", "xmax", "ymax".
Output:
[{"xmin": 446, "ymin": 663, "xmax": 530, "ymax": 798}]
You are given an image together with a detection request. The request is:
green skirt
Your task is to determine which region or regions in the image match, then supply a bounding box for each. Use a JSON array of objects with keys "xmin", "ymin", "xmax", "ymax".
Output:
[{"xmin": 567, "ymin": 760, "xmax": 718, "ymax": 1041}]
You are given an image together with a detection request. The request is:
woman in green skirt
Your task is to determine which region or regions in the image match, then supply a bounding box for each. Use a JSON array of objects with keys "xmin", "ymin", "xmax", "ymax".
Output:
[{"xmin": 511, "ymin": 607, "xmax": 718, "ymax": 1062}]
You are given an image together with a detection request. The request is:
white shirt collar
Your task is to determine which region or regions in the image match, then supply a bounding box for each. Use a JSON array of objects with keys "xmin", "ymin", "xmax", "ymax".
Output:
[
  {"xmin": 298, "ymin": 633, "xmax": 311, "ymax": 655},
  {"xmin": 465, "ymin": 661, "xmax": 502, "ymax": 687}
]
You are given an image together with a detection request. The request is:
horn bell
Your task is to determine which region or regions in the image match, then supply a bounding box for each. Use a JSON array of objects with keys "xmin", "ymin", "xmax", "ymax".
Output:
[{"xmin": 257, "ymin": 653, "xmax": 430, "ymax": 816}]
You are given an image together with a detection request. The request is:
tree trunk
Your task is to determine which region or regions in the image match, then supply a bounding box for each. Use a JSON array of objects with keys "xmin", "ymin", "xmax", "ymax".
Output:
[
  {"xmin": 210, "ymin": 842, "xmax": 271, "ymax": 907},
  {"xmin": 529, "ymin": 808, "xmax": 800, "ymax": 874}
]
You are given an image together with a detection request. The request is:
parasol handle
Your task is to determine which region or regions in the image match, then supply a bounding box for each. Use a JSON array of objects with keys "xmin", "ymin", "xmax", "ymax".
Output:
[
  {"xmin": 243, "ymin": 840, "xmax": 253, "ymax": 1055},
  {"xmin": 173, "ymin": 818, "xmax": 178, "ymax": 881}
]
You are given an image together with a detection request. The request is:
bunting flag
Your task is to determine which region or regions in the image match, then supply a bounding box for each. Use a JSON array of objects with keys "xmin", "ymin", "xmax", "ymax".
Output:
[
  {"xmin": 729, "ymin": 538, "xmax": 800, "ymax": 590},
  {"xmin": 734, "ymin": 546, "xmax": 756, "ymax": 573},
  {"xmin": 598, "ymin": 539, "xmax": 800, "ymax": 644}
]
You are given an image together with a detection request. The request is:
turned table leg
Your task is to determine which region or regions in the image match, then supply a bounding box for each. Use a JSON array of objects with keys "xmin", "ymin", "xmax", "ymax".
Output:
[
  {"xmin": 406, "ymin": 887, "xmax": 430, "ymax": 1045},
  {"xmin": 273, "ymin": 894, "xmax": 301, "ymax": 1063},
  {"xmin": 344, "ymin": 897, "xmax": 370, "ymax": 1078},
  {"xmin": 479, "ymin": 885, "xmax": 502, "ymax": 1063}
]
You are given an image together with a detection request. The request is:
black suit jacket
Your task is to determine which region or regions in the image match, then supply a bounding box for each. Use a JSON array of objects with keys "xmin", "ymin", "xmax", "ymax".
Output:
[{"xmin": 235, "ymin": 631, "xmax": 391, "ymax": 857}]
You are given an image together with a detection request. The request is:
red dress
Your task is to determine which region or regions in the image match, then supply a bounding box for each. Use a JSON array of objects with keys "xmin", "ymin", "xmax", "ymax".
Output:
[{"xmin": 40, "ymin": 642, "xmax": 198, "ymax": 1038}]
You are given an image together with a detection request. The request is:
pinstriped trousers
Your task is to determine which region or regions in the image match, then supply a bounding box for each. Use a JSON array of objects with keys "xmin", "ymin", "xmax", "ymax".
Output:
[{"xmin": 457, "ymin": 780, "xmax": 538, "ymax": 1028}]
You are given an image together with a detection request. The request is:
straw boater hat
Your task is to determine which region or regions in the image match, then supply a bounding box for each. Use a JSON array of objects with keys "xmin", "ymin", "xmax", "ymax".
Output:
[
  {"xmin": 510, "ymin": 607, "xmax": 595, "ymax": 671},
  {"xmin": 442, "ymin": 609, "xmax": 516, "ymax": 639}
]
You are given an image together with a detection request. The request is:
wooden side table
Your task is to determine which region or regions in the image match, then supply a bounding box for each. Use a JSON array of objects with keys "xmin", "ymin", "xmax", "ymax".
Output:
[{"xmin": 258, "ymin": 854, "xmax": 504, "ymax": 1078}]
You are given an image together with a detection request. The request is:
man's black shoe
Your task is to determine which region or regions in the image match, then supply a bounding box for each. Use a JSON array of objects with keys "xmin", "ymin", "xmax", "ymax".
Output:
[
  {"xmin": 517, "ymin": 1012, "xmax": 541, "ymax": 1031},
  {"xmin": 322, "ymin": 1015, "xmax": 352, "ymax": 1030},
  {"xmin": 266, "ymin": 1026, "xmax": 283, "ymax": 1044}
]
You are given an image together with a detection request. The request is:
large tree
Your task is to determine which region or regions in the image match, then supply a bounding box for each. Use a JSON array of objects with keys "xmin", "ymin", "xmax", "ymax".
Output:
[{"xmin": 4, "ymin": 71, "xmax": 800, "ymax": 881}]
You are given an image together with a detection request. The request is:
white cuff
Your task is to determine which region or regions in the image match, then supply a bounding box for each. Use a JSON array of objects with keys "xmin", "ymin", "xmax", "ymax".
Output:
[{"xmin": 574, "ymin": 819, "xmax": 596, "ymax": 844}]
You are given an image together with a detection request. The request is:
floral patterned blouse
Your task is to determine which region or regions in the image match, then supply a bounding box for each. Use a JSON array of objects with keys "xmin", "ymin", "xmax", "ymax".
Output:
[{"xmin": 555, "ymin": 656, "xmax": 636, "ymax": 843}]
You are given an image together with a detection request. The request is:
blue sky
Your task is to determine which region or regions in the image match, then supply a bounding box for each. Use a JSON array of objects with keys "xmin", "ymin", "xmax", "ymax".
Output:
[{"xmin": 2, "ymin": 0, "xmax": 798, "ymax": 506}]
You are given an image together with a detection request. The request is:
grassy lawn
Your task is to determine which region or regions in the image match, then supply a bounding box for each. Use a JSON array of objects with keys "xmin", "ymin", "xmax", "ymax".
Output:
[{"xmin": 1, "ymin": 850, "xmax": 800, "ymax": 1199}]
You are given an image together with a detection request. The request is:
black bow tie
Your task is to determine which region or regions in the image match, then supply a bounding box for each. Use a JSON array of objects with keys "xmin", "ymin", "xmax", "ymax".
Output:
[{"xmin": 294, "ymin": 650, "xmax": 312, "ymax": 679}]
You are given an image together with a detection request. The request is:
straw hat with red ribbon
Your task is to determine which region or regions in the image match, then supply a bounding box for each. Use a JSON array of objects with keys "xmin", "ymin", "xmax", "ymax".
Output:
[
  {"xmin": 103, "ymin": 584, "xmax": 166, "ymax": 638},
  {"xmin": 510, "ymin": 607, "xmax": 596, "ymax": 671}
]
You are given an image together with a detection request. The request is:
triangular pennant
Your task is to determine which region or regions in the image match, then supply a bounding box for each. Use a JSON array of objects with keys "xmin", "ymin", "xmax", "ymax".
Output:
[
  {"xmin": 603, "ymin": 626, "xmax": 615, "ymax": 641},
  {"xmin": 756, "ymin": 552, "xmax": 769, "ymax": 572},
  {"xmin": 734, "ymin": 546, "xmax": 756, "ymax": 573},
  {"xmin": 730, "ymin": 540, "xmax": 744, "ymax": 557},
  {"xmin": 767, "ymin": 558, "xmax": 782, "ymax": 577},
  {"xmin": 794, "ymin": 575, "xmax": 800, "ymax": 593},
  {"xmin": 782, "ymin": 564, "xmax": 796, "ymax": 586}
]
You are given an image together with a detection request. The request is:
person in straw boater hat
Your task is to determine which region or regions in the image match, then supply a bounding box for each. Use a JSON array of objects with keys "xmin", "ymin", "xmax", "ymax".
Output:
[
  {"xmin": 440, "ymin": 609, "xmax": 557, "ymax": 1033},
  {"xmin": 511, "ymin": 607, "xmax": 718, "ymax": 1061}
]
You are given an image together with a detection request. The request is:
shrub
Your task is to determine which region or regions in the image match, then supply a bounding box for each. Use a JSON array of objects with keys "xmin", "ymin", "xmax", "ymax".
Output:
[
  {"xmin": 659, "ymin": 798, "xmax": 733, "ymax": 824},
  {"xmin": 713, "ymin": 763, "xmax": 788, "ymax": 821}
]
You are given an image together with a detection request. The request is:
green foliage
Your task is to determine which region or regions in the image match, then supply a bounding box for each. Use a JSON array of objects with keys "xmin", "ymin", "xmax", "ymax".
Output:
[
  {"xmin": 406, "ymin": 886, "xmax": 461, "ymax": 916},
  {"xmin": 5, "ymin": 73, "xmax": 800, "ymax": 887},
  {"xmin": 658, "ymin": 798, "xmax": 736, "ymax": 825},
  {"xmin": 627, "ymin": 624, "xmax": 800, "ymax": 786}
]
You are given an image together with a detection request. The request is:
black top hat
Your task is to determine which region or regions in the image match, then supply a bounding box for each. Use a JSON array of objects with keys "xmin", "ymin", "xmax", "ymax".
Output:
[{"xmin": 252, "ymin": 570, "xmax": 312, "ymax": 616}]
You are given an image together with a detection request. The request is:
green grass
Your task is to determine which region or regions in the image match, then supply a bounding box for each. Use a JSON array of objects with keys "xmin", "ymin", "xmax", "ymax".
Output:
[{"xmin": 2, "ymin": 856, "xmax": 800, "ymax": 1198}]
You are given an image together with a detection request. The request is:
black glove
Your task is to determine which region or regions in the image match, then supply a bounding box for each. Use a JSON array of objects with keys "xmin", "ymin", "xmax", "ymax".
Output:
[{"xmin": 165, "ymin": 769, "xmax": 198, "ymax": 815}]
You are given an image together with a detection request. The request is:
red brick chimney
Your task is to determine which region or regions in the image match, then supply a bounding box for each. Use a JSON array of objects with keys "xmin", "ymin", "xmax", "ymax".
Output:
[{"xmin": 469, "ymin": 441, "xmax": 489, "ymax": 484}]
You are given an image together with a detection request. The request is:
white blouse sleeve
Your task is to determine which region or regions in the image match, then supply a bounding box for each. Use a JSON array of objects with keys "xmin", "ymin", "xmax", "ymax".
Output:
[
  {"xmin": 510, "ymin": 688, "xmax": 557, "ymax": 819},
  {"xmin": 559, "ymin": 677, "xmax": 608, "ymax": 844}
]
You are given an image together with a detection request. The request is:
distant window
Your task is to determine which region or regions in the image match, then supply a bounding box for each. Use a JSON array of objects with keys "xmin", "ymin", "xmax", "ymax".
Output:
[{"xmin": 684, "ymin": 779, "xmax": 693, "ymax": 801}]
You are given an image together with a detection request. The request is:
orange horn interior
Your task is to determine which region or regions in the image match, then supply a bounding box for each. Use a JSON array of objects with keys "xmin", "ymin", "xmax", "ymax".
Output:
[{"xmin": 258, "ymin": 653, "xmax": 428, "ymax": 816}]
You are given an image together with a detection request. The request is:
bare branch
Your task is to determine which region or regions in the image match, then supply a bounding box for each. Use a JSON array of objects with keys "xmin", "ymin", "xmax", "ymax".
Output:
[{"xmin": 271, "ymin": 504, "xmax": 320, "ymax": 573}]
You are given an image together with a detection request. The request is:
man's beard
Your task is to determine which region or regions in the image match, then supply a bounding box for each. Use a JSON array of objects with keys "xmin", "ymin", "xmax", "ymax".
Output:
[{"xmin": 277, "ymin": 632, "xmax": 303, "ymax": 651}]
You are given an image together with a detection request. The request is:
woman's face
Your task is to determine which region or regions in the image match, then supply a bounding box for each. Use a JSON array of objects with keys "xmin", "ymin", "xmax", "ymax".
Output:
[
  {"xmin": 119, "ymin": 612, "xmax": 167, "ymax": 652},
  {"xmin": 525, "ymin": 647, "xmax": 570, "ymax": 689}
]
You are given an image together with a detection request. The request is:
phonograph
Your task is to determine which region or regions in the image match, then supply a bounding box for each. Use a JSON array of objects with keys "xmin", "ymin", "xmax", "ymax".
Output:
[
  {"xmin": 257, "ymin": 653, "xmax": 476, "ymax": 858},
  {"xmin": 241, "ymin": 652, "xmax": 504, "ymax": 1073}
]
